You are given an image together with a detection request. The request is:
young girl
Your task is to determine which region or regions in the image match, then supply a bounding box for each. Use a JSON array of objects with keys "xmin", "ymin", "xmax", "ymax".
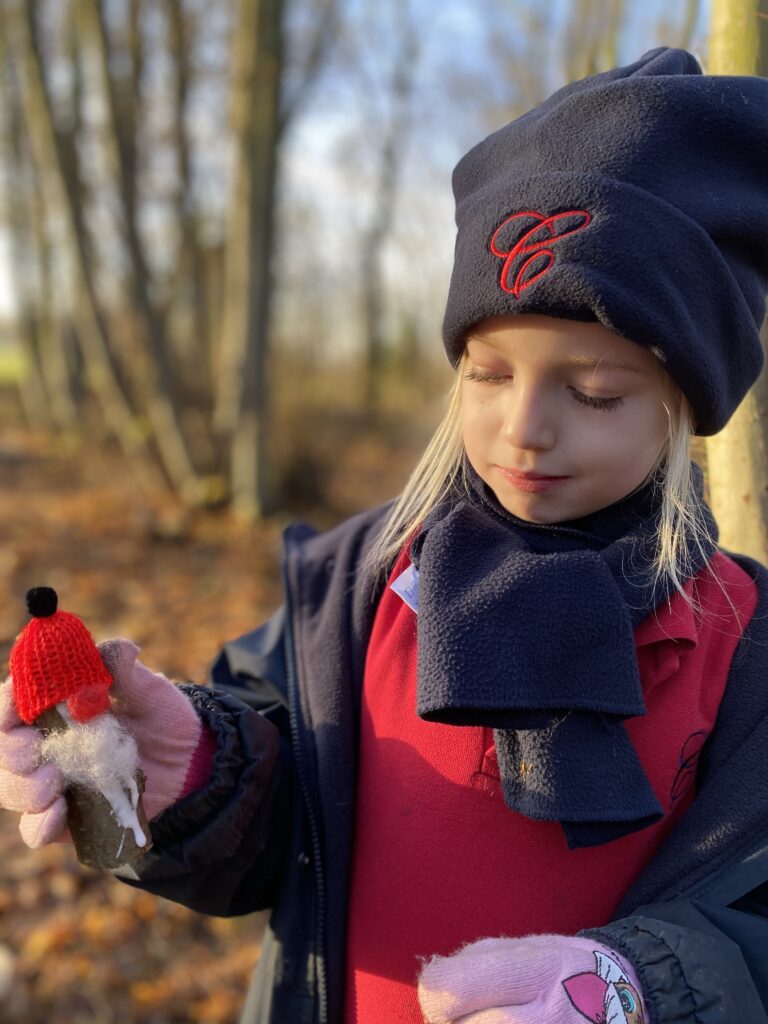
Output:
[{"xmin": 3, "ymin": 46, "xmax": 768, "ymax": 1024}]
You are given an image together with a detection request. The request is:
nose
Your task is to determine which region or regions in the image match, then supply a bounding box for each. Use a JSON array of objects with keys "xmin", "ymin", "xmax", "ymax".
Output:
[{"xmin": 500, "ymin": 379, "xmax": 557, "ymax": 451}]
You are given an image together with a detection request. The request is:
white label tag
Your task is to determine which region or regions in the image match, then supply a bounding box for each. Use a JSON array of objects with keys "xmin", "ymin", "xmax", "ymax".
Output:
[{"xmin": 390, "ymin": 562, "xmax": 419, "ymax": 614}]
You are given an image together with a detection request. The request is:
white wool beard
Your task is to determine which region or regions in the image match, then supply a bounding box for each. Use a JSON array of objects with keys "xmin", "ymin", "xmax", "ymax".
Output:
[{"xmin": 40, "ymin": 709, "xmax": 140, "ymax": 793}]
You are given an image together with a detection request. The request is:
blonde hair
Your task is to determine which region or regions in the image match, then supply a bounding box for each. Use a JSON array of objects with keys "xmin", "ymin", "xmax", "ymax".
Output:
[{"xmin": 362, "ymin": 347, "xmax": 721, "ymax": 617}]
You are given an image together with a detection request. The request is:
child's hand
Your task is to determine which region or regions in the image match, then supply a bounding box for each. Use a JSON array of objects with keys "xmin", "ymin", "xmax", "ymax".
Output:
[
  {"xmin": 417, "ymin": 933, "xmax": 646, "ymax": 1024},
  {"xmin": 96, "ymin": 639, "xmax": 209, "ymax": 821},
  {"xmin": 0, "ymin": 678, "xmax": 68, "ymax": 847}
]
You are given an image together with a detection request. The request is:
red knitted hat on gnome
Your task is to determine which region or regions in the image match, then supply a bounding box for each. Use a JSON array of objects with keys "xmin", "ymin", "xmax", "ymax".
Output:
[{"xmin": 10, "ymin": 587, "xmax": 113, "ymax": 725}]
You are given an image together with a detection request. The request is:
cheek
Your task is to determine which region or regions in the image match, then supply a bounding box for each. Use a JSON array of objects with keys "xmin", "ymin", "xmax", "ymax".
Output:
[
  {"xmin": 460, "ymin": 392, "xmax": 490, "ymax": 449},
  {"xmin": 578, "ymin": 400, "xmax": 667, "ymax": 457},
  {"xmin": 564, "ymin": 416, "xmax": 626, "ymax": 456},
  {"xmin": 562, "ymin": 430, "xmax": 650, "ymax": 488}
]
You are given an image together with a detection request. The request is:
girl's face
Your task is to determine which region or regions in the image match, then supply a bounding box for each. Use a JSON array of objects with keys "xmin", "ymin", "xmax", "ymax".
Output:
[{"xmin": 461, "ymin": 314, "xmax": 673, "ymax": 524}]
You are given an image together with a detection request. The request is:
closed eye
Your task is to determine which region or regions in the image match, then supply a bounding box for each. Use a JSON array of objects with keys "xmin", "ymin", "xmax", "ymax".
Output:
[
  {"xmin": 463, "ymin": 369, "xmax": 508, "ymax": 385},
  {"xmin": 570, "ymin": 389, "xmax": 624, "ymax": 411},
  {"xmin": 462, "ymin": 368, "xmax": 624, "ymax": 412}
]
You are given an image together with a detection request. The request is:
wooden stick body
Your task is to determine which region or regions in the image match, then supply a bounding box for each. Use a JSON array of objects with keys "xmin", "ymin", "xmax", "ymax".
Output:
[{"xmin": 35, "ymin": 706, "xmax": 153, "ymax": 870}]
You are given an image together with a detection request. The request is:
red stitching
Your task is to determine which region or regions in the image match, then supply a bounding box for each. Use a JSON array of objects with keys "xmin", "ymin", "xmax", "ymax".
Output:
[{"xmin": 489, "ymin": 209, "xmax": 592, "ymax": 296}]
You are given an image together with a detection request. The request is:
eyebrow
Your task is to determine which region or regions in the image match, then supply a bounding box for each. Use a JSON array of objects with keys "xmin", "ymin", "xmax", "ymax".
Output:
[
  {"xmin": 466, "ymin": 338, "xmax": 646, "ymax": 375},
  {"xmin": 566, "ymin": 352, "xmax": 646, "ymax": 374}
]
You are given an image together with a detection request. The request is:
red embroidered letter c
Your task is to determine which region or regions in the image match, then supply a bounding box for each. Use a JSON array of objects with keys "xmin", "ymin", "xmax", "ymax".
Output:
[{"xmin": 489, "ymin": 209, "xmax": 592, "ymax": 297}]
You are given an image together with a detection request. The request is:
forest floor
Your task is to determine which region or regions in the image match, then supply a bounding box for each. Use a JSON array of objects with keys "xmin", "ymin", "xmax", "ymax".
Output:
[{"xmin": 0, "ymin": 407, "xmax": 426, "ymax": 1024}]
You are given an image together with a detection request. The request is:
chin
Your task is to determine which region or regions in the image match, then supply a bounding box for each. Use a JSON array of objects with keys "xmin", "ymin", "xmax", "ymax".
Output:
[{"xmin": 497, "ymin": 498, "xmax": 564, "ymax": 525}]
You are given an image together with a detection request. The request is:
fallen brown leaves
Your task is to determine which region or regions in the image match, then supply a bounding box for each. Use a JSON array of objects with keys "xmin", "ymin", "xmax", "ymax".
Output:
[{"xmin": 0, "ymin": 823, "xmax": 269, "ymax": 1023}]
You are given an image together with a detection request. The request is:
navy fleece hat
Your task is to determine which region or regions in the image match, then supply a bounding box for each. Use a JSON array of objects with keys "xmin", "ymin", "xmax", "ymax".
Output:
[{"xmin": 443, "ymin": 47, "xmax": 768, "ymax": 435}]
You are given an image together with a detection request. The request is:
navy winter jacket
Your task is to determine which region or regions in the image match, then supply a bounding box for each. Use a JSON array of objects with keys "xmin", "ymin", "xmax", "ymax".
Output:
[{"xmin": 115, "ymin": 501, "xmax": 768, "ymax": 1024}]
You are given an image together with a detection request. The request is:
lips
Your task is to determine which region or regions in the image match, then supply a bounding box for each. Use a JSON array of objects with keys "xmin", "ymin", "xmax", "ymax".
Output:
[
  {"xmin": 496, "ymin": 467, "xmax": 570, "ymax": 493},
  {"xmin": 499, "ymin": 467, "xmax": 569, "ymax": 480}
]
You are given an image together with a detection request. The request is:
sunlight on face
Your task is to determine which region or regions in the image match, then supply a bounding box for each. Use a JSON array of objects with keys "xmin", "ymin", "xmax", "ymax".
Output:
[{"xmin": 460, "ymin": 314, "xmax": 673, "ymax": 524}]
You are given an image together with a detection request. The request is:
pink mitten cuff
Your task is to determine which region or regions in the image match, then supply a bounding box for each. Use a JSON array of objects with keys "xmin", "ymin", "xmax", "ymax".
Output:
[
  {"xmin": 418, "ymin": 933, "xmax": 646, "ymax": 1024},
  {"xmin": 178, "ymin": 723, "xmax": 218, "ymax": 800}
]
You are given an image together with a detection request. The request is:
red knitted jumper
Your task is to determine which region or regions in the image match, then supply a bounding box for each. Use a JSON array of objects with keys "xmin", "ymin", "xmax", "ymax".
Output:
[{"xmin": 343, "ymin": 545, "xmax": 758, "ymax": 1023}]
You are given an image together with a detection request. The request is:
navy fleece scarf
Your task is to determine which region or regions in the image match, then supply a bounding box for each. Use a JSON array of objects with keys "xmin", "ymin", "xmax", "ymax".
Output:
[{"xmin": 409, "ymin": 459, "xmax": 718, "ymax": 848}]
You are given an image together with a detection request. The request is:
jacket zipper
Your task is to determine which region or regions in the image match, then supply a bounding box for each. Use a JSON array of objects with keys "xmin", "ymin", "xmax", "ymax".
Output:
[{"xmin": 282, "ymin": 526, "xmax": 328, "ymax": 1024}]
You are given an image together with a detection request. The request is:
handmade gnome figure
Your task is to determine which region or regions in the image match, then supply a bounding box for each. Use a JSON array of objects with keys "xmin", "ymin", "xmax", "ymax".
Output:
[{"xmin": 9, "ymin": 587, "xmax": 152, "ymax": 869}]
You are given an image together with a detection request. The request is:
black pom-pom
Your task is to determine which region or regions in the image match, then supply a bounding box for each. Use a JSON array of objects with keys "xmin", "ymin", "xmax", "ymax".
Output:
[{"xmin": 26, "ymin": 587, "xmax": 58, "ymax": 618}]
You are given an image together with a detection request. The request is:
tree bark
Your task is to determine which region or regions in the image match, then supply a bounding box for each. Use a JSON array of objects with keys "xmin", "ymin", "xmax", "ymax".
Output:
[
  {"xmin": 709, "ymin": 0, "xmax": 760, "ymax": 71},
  {"xmin": 703, "ymin": 0, "xmax": 768, "ymax": 564},
  {"xmin": 215, "ymin": 0, "xmax": 284, "ymax": 519}
]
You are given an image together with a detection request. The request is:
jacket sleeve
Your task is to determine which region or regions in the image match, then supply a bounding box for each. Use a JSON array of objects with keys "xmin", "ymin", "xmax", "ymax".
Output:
[
  {"xmin": 580, "ymin": 836, "xmax": 768, "ymax": 1024},
  {"xmin": 113, "ymin": 607, "xmax": 296, "ymax": 918},
  {"xmin": 580, "ymin": 554, "xmax": 768, "ymax": 1024}
]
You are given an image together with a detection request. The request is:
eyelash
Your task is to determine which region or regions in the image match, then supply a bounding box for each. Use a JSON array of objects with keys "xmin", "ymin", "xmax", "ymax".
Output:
[{"xmin": 462, "ymin": 368, "xmax": 624, "ymax": 412}]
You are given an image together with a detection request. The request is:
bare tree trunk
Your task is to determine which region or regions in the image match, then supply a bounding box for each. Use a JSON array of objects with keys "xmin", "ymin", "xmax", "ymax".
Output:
[
  {"xmin": 0, "ymin": 7, "xmax": 78, "ymax": 432},
  {"xmin": 277, "ymin": 0, "xmax": 339, "ymax": 135},
  {"xmin": 86, "ymin": 0, "xmax": 202, "ymax": 503},
  {"xmin": 703, "ymin": 0, "xmax": 768, "ymax": 563},
  {"xmin": 165, "ymin": 0, "xmax": 209, "ymax": 376},
  {"xmin": 709, "ymin": 0, "xmax": 760, "ymax": 71},
  {"xmin": 28, "ymin": 160, "xmax": 80, "ymax": 432},
  {"xmin": 214, "ymin": 0, "xmax": 284, "ymax": 519},
  {"xmin": 0, "ymin": 29, "xmax": 47, "ymax": 428},
  {"xmin": 5, "ymin": 192, "xmax": 51, "ymax": 431},
  {"xmin": 7, "ymin": 0, "xmax": 164, "ymax": 494},
  {"xmin": 677, "ymin": 0, "xmax": 701, "ymax": 49},
  {"xmin": 563, "ymin": 0, "xmax": 625, "ymax": 81},
  {"xmin": 360, "ymin": 0, "xmax": 419, "ymax": 415},
  {"xmin": 125, "ymin": 0, "xmax": 142, "ymax": 228}
]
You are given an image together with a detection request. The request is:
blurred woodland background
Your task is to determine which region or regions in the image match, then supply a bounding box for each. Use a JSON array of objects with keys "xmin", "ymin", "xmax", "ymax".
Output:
[{"xmin": 0, "ymin": 0, "xmax": 767, "ymax": 1021}]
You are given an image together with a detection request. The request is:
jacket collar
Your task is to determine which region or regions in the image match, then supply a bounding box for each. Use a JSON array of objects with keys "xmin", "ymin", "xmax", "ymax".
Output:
[
  {"xmin": 635, "ymin": 577, "xmax": 699, "ymax": 648},
  {"xmin": 634, "ymin": 576, "xmax": 700, "ymax": 691}
]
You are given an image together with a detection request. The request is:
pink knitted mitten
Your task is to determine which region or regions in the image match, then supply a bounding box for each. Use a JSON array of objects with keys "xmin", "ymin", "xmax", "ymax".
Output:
[
  {"xmin": 96, "ymin": 638, "xmax": 212, "ymax": 820},
  {"xmin": 0, "ymin": 639, "xmax": 213, "ymax": 849},
  {"xmin": 417, "ymin": 933, "xmax": 646, "ymax": 1024},
  {"xmin": 0, "ymin": 678, "xmax": 67, "ymax": 848}
]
